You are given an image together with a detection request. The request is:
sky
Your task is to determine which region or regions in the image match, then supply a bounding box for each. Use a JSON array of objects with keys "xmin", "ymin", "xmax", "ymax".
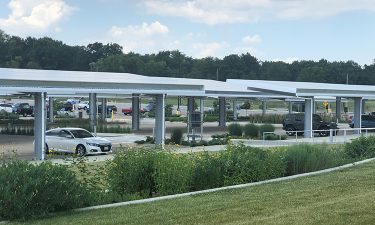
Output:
[{"xmin": 0, "ymin": 0, "xmax": 374, "ymax": 65}]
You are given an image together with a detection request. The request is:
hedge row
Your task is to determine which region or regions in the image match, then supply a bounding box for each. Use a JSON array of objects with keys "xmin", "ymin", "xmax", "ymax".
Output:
[{"xmin": 1, "ymin": 135, "xmax": 374, "ymax": 220}]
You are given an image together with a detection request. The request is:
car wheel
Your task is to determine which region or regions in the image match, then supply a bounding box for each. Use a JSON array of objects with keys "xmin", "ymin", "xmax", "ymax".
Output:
[
  {"xmin": 23, "ymin": 112, "xmax": 27, "ymax": 117},
  {"xmin": 285, "ymin": 126, "xmax": 296, "ymax": 136},
  {"xmin": 84, "ymin": 106, "xmax": 87, "ymax": 110},
  {"xmin": 76, "ymin": 145, "xmax": 86, "ymax": 156}
]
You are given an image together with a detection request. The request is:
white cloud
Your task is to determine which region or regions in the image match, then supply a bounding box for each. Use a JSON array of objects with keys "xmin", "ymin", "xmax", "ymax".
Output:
[
  {"xmin": 107, "ymin": 21, "xmax": 169, "ymax": 53},
  {"xmin": 192, "ymin": 42, "xmax": 229, "ymax": 58},
  {"xmin": 242, "ymin": 35, "xmax": 262, "ymax": 45},
  {"xmin": 142, "ymin": 0, "xmax": 375, "ymax": 25},
  {"xmin": 272, "ymin": 57, "xmax": 299, "ymax": 64},
  {"xmin": 0, "ymin": 0, "xmax": 75, "ymax": 35}
]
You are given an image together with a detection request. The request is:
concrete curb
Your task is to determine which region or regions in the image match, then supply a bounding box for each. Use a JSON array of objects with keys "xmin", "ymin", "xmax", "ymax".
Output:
[{"xmin": 74, "ymin": 157, "xmax": 375, "ymax": 212}]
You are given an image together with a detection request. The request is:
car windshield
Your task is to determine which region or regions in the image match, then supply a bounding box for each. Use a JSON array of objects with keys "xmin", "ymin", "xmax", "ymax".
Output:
[{"xmin": 69, "ymin": 129, "xmax": 94, "ymax": 138}]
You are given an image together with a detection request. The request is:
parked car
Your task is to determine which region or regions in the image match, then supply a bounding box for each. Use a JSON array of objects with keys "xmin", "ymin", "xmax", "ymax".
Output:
[
  {"xmin": 122, "ymin": 107, "xmax": 146, "ymax": 115},
  {"xmin": 77, "ymin": 101, "xmax": 89, "ymax": 110},
  {"xmin": 349, "ymin": 114, "xmax": 375, "ymax": 128},
  {"xmin": 0, "ymin": 103, "xmax": 13, "ymax": 113},
  {"xmin": 144, "ymin": 101, "xmax": 156, "ymax": 112},
  {"xmin": 63, "ymin": 102, "xmax": 74, "ymax": 111},
  {"xmin": 12, "ymin": 103, "xmax": 34, "ymax": 117},
  {"xmin": 282, "ymin": 113, "xmax": 338, "ymax": 137},
  {"xmin": 45, "ymin": 127, "xmax": 112, "ymax": 156},
  {"xmin": 87, "ymin": 105, "xmax": 117, "ymax": 114},
  {"xmin": 57, "ymin": 108, "xmax": 75, "ymax": 117},
  {"xmin": 64, "ymin": 98, "xmax": 81, "ymax": 104}
]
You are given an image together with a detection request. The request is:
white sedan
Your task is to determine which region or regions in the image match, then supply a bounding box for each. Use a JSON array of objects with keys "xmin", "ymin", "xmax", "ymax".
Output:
[
  {"xmin": 77, "ymin": 101, "xmax": 90, "ymax": 110},
  {"xmin": 0, "ymin": 103, "xmax": 13, "ymax": 113},
  {"xmin": 45, "ymin": 128, "xmax": 112, "ymax": 156}
]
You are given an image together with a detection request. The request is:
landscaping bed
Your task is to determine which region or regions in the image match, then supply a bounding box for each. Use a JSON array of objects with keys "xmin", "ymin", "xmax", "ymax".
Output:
[{"xmin": 1, "ymin": 135, "xmax": 375, "ymax": 221}]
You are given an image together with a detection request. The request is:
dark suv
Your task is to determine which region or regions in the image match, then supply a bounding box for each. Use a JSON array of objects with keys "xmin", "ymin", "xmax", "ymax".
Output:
[
  {"xmin": 12, "ymin": 103, "xmax": 34, "ymax": 117},
  {"xmin": 282, "ymin": 113, "xmax": 338, "ymax": 137}
]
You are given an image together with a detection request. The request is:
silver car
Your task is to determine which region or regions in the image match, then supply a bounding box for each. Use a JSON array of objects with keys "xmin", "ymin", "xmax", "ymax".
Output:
[{"xmin": 45, "ymin": 128, "xmax": 112, "ymax": 156}]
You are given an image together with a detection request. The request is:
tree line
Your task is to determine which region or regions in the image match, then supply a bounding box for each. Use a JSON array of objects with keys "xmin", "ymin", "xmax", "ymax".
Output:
[{"xmin": 1, "ymin": 30, "xmax": 374, "ymax": 84}]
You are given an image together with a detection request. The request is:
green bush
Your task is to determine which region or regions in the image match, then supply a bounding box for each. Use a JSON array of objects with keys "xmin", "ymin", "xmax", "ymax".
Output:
[
  {"xmin": 259, "ymin": 124, "xmax": 275, "ymax": 138},
  {"xmin": 154, "ymin": 152, "xmax": 194, "ymax": 195},
  {"xmin": 0, "ymin": 160, "xmax": 89, "ymax": 220},
  {"xmin": 344, "ymin": 136, "xmax": 375, "ymax": 159},
  {"xmin": 170, "ymin": 128, "xmax": 184, "ymax": 144},
  {"xmin": 220, "ymin": 144, "xmax": 285, "ymax": 185},
  {"xmin": 228, "ymin": 123, "xmax": 243, "ymax": 137},
  {"xmin": 191, "ymin": 152, "xmax": 224, "ymax": 191},
  {"xmin": 283, "ymin": 144, "xmax": 348, "ymax": 176},
  {"xmin": 243, "ymin": 123, "xmax": 259, "ymax": 138},
  {"xmin": 264, "ymin": 133, "xmax": 287, "ymax": 140},
  {"xmin": 107, "ymin": 148, "xmax": 156, "ymax": 198}
]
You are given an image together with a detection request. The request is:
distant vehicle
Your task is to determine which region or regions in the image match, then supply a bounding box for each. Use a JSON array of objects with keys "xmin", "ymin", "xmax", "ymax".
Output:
[
  {"xmin": 64, "ymin": 98, "xmax": 81, "ymax": 104},
  {"xmin": 122, "ymin": 107, "xmax": 146, "ymax": 115},
  {"xmin": 349, "ymin": 115, "xmax": 375, "ymax": 128},
  {"xmin": 57, "ymin": 108, "xmax": 75, "ymax": 117},
  {"xmin": 63, "ymin": 102, "xmax": 74, "ymax": 111},
  {"xmin": 13, "ymin": 103, "xmax": 34, "ymax": 117},
  {"xmin": 0, "ymin": 103, "xmax": 13, "ymax": 113},
  {"xmin": 45, "ymin": 128, "xmax": 112, "ymax": 156},
  {"xmin": 86, "ymin": 105, "xmax": 117, "ymax": 114},
  {"xmin": 282, "ymin": 113, "xmax": 338, "ymax": 137},
  {"xmin": 77, "ymin": 101, "xmax": 89, "ymax": 110},
  {"xmin": 144, "ymin": 101, "xmax": 156, "ymax": 112}
]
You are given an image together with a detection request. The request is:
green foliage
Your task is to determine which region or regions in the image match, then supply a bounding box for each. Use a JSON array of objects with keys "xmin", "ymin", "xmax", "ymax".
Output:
[
  {"xmin": 170, "ymin": 128, "xmax": 184, "ymax": 144},
  {"xmin": 240, "ymin": 101, "xmax": 251, "ymax": 109},
  {"xmin": 243, "ymin": 123, "xmax": 259, "ymax": 138},
  {"xmin": 221, "ymin": 144, "xmax": 286, "ymax": 185},
  {"xmin": 259, "ymin": 124, "xmax": 275, "ymax": 137},
  {"xmin": 0, "ymin": 111, "xmax": 19, "ymax": 120},
  {"xmin": 228, "ymin": 123, "xmax": 243, "ymax": 137},
  {"xmin": 344, "ymin": 136, "xmax": 375, "ymax": 159},
  {"xmin": 283, "ymin": 144, "xmax": 348, "ymax": 176},
  {"xmin": 154, "ymin": 152, "xmax": 194, "ymax": 195},
  {"xmin": 107, "ymin": 148, "xmax": 156, "ymax": 198},
  {"xmin": 0, "ymin": 159, "xmax": 89, "ymax": 220},
  {"xmin": 191, "ymin": 152, "xmax": 224, "ymax": 191},
  {"xmin": 264, "ymin": 133, "xmax": 287, "ymax": 140}
]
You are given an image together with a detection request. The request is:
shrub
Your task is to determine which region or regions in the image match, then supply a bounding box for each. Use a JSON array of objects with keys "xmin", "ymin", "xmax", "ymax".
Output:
[
  {"xmin": 228, "ymin": 123, "xmax": 243, "ymax": 137},
  {"xmin": 283, "ymin": 144, "xmax": 348, "ymax": 176},
  {"xmin": 170, "ymin": 128, "xmax": 184, "ymax": 144},
  {"xmin": 220, "ymin": 144, "xmax": 285, "ymax": 185},
  {"xmin": 344, "ymin": 136, "xmax": 375, "ymax": 159},
  {"xmin": 243, "ymin": 123, "xmax": 259, "ymax": 138},
  {"xmin": 107, "ymin": 148, "xmax": 156, "ymax": 198},
  {"xmin": 0, "ymin": 160, "xmax": 89, "ymax": 220},
  {"xmin": 191, "ymin": 152, "xmax": 224, "ymax": 191},
  {"xmin": 259, "ymin": 124, "xmax": 275, "ymax": 138},
  {"xmin": 154, "ymin": 152, "xmax": 194, "ymax": 195}
]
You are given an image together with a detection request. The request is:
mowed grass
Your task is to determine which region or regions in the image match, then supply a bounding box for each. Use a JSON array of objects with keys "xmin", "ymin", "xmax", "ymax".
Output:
[{"xmin": 11, "ymin": 161, "xmax": 375, "ymax": 225}]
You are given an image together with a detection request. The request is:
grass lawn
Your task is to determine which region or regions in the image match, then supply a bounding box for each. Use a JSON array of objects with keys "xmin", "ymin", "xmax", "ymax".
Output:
[{"xmin": 11, "ymin": 161, "xmax": 375, "ymax": 225}]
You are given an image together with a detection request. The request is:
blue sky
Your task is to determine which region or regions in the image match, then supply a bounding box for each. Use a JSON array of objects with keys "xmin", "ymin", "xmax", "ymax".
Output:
[{"xmin": 0, "ymin": 0, "xmax": 374, "ymax": 65}]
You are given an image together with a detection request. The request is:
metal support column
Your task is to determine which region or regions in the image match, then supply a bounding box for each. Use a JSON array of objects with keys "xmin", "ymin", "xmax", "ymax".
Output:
[
  {"xmin": 100, "ymin": 98, "xmax": 107, "ymax": 120},
  {"xmin": 336, "ymin": 97, "xmax": 341, "ymax": 123},
  {"xmin": 89, "ymin": 93, "xmax": 97, "ymax": 132},
  {"xmin": 354, "ymin": 97, "xmax": 362, "ymax": 134},
  {"xmin": 48, "ymin": 97, "xmax": 54, "ymax": 123},
  {"xmin": 34, "ymin": 92, "xmax": 46, "ymax": 160},
  {"xmin": 219, "ymin": 97, "xmax": 226, "ymax": 127},
  {"xmin": 132, "ymin": 94, "xmax": 140, "ymax": 131},
  {"xmin": 304, "ymin": 98, "xmax": 313, "ymax": 138},
  {"xmin": 288, "ymin": 101, "xmax": 293, "ymax": 114},
  {"xmin": 262, "ymin": 100, "xmax": 267, "ymax": 116},
  {"xmin": 154, "ymin": 94, "xmax": 165, "ymax": 146},
  {"xmin": 362, "ymin": 99, "xmax": 366, "ymax": 114},
  {"xmin": 233, "ymin": 99, "xmax": 238, "ymax": 121}
]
